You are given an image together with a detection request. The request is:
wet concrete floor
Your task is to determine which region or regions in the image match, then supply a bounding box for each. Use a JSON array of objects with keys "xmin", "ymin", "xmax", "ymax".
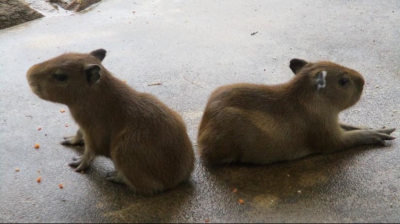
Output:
[{"xmin": 0, "ymin": 0, "xmax": 400, "ymax": 222}]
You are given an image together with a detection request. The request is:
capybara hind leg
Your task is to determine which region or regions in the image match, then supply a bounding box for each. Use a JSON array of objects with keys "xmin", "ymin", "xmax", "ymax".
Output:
[
  {"xmin": 199, "ymin": 146, "xmax": 236, "ymax": 165},
  {"xmin": 106, "ymin": 170, "xmax": 128, "ymax": 185}
]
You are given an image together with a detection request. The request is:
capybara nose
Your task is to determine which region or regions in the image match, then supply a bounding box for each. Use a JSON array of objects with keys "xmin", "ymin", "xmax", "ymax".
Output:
[
  {"xmin": 356, "ymin": 76, "xmax": 365, "ymax": 92},
  {"xmin": 26, "ymin": 65, "xmax": 38, "ymax": 81}
]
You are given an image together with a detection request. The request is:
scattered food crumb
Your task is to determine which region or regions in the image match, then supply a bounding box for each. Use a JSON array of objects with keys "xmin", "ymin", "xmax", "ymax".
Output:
[
  {"xmin": 232, "ymin": 188, "xmax": 238, "ymax": 193},
  {"xmin": 287, "ymin": 174, "xmax": 290, "ymax": 177},
  {"xmin": 37, "ymin": 177, "xmax": 42, "ymax": 183},
  {"xmin": 148, "ymin": 82, "xmax": 162, "ymax": 86},
  {"xmin": 38, "ymin": 127, "xmax": 42, "ymax": 131},
  {"xmin": 65, "ymin": 124, "xmax": 69, "ymax": 127},
  {"xmin": 238, "ymin": 198, "xmax": 245, "ymax": 204},
  {"xmin": 251, "ymin": 31, "xmax": 258, "ymax": 35},
  {"xmin": 34, "ymin": 143, "xmax": 40, "ymax": 149},
  {"xmin": 60, "ymin": 109, "xmax": 66, "ymax": 113},
  {"xmin": 37, "ymin": 170, "xmax": 41, "ymax": 173},
  {"xmin": 375, "ymin": 85, "xmax": 380, "ymax": 88},
  {"xmin": 272, "ymin": 57, "xmax": 277, "ymax": 60},
  {"xmin": 15, "ymin": 168, "xmax": 20, "ymax": 172},
  {"xmin": 59, "ymin": 183, "xmax": 63, "ymax": 189},
  {"xmin": 132, "ymin": 11, "xmax": 136, "ymax": 13},
  {"xmin": 205, "ymin": 219, "xmax": 210, "ymax": 223},
  {"xmin": 297, "ymin": 190, "xmax": 302, "ymax": 194}
]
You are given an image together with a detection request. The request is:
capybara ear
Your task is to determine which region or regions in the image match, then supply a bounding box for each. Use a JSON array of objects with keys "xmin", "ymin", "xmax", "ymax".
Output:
[
  {"xmin": 90, "ymin": 49, "xmax": 106, "ymax": 62},
  {"xmin": 84, "ymin": 64, "xmax": 101, "ymax": 85},
  {"xmin": 289, "ymin": 58, "xmax": 308, "ymax": 75},
  {"xmin": 316, "ymin": 71, "xmax": 327, "ymax": 91}
]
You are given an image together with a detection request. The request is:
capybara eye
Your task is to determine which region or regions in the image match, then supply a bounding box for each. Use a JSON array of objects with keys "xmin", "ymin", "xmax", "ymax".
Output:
[
  {"xmin": 52, "ymin": 73, "xmax": 69, "ymax": 83},
  {"xmin": 338, "ymin": 77, "xmax": 349, "ymax": 87}
]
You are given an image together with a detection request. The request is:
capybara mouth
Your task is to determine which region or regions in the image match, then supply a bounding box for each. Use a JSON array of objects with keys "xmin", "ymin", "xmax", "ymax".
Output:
[{"xmin": 28, "ymin": 81, "xmax": 42, "ymax": 97}]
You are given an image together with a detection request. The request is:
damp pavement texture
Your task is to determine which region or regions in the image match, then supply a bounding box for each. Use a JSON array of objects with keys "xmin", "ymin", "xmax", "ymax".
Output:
[{"xmin": 1, "ymin": 0, "xmax": 400, "ymax": 223}]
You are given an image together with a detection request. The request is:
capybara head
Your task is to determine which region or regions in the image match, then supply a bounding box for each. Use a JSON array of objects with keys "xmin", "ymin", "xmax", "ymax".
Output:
[
  {"xmin": 27, "ymin": 49, "xmax": 107, "ymax": 105},
  {"xmin": 289, "ymin": 58, "xmax": 365, "ymax": 111}
]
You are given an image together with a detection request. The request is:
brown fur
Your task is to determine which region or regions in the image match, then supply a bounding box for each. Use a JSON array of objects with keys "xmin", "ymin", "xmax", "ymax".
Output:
[
  {"xmin": 197, "ymin": 58, "xmax": 396, "ymax": 165},
  {"xmin": 27, "ymin": 49, "xmax": 195, "ymax": 195}
]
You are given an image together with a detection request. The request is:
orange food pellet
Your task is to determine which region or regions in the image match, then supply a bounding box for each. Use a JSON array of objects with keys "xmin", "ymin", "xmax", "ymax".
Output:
[
  {"xmin": 232, "ymin": 188, "xmax": 238, "ymax": 193},
  {"xmin": 15, "ymin": 168, "xmax": 20, "ymax": 172},
  {"xmin": 238, "ymin": 199, "xmax": 244, "ymax": 204},
  {"xmin": 59, "ymin": 183, "xmax": 63, "ymax": 189},
  {"xmin": 37, "ymin": 177, "xmax": 42, "ymax": 183},
  {"xmin": 34, "ymin": 143, "xmax": 40, "ymax": 149},
  {"xmin": 37, "ymin": 127, "xmax": 42, "ymax": 131},
  {"xmin": 60, "ymin": 109, "xmax": 66, "ymax": 113}
]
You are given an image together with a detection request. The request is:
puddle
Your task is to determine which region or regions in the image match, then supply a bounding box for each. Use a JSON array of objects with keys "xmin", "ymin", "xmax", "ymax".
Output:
[
  {"xmin": 21, "ymin": 0, "xmax": 101, "ymax": 18},
  {"xmin": 22, "ymin": 0, "xmax": 73, "ymax": 17}
]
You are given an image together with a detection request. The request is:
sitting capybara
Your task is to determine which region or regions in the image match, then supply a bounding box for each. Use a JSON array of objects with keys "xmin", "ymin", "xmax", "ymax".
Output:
[{"xmin": 27, "ymin": 49, "xmax": 195, "ymax": 195}]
